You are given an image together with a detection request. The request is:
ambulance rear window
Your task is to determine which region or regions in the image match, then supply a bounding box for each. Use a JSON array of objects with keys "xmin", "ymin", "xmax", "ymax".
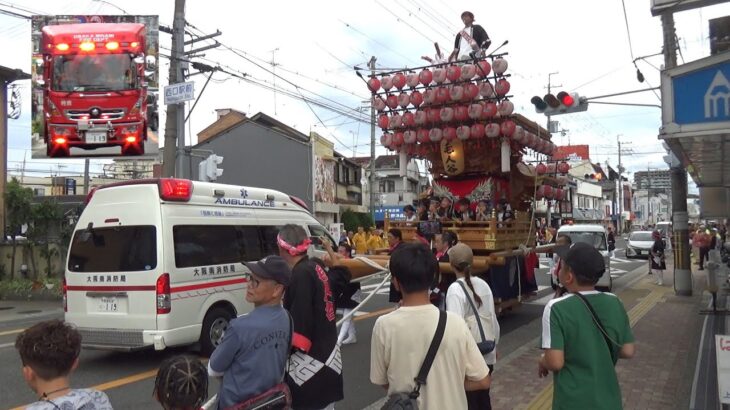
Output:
[{"xmin": 68, "ymin": 226, "xmax": 157, "ymax": 272}]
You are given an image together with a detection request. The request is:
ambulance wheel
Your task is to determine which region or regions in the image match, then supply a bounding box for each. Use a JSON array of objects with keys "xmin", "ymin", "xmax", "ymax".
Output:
[{"xmin": 200, "ymin": 307, "xmax": 233, "ymax": 357}]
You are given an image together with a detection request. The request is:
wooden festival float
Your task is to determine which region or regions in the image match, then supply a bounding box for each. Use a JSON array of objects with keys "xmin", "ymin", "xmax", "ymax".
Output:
[{"xmin": 338, "ymin": 51, "xmax": 572, "ymax": 312}]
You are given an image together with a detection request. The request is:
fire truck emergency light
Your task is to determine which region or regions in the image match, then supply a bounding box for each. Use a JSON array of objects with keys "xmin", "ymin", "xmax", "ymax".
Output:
[
  {"xmin": 79, "ymin": 42, "xmax": 95, "ymax": 51},
  {"xmin": 106, "ymin": 41, "xmax": 120, "ymax": 50},
  {"xmin": 55, "ymin": 43, "xmax": 69, "ymax": 51}
]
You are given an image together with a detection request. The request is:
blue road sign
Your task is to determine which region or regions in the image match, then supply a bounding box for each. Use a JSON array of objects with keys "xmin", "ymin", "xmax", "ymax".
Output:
[
  {"xmin": 673, "ymin": 61, "xmax": 730, "ymax": 125},
  {"xmin": 374, "ymin": 206, "xmax": 406, "ymax": 222}
]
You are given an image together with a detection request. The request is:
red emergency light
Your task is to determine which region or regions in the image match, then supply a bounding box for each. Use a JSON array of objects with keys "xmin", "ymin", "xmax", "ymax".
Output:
[
  {"xmin": 54, "ymin": 137, "xmax": 67, "ymax": 145},
  {"xmin": 55, "ymin": 43, "xmax": 70, "ymax": 51},
  {"xmin": 159, "ymin": 178, "xmax": 193, "ymax": 202},
  {"xmin": 125, "ymin": 136, "xmax": 137, "ymax": 143},
  {"xmin": 79, "ymin": 41, "xmax": 95, "ymax": 51},
  {"xmin": 105, "ymin": 41, "xmax": 119, "ymax": 51}
]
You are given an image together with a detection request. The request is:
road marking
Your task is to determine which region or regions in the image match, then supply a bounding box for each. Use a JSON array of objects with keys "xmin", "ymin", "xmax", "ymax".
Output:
[
  {"xmin": 0, "ymin": 327, "xmax": 24, "ymax": 337},
  {"xmin": 526, "ymin": 284, "xmax": 671, "ymax": 409},
  {"xmin": 0, "ymin": 342, "xmax": 14, "ymax": 349}
]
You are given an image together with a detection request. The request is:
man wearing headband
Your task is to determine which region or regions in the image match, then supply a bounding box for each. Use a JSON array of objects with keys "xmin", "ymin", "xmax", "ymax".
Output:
[{"xmin": 278, "ymin": 224, "xmax": 343, "ymax": 409}]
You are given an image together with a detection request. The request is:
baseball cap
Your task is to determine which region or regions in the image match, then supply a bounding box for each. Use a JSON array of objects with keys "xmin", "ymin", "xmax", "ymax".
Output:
[
  {"xmin": 448, "ymin": 242, "xmax": 473, "ymax": 267},
  {"xmin": 244, "ymin": 256, "xmax": 292, "ymax": 286},
  {"xmin": 553, "ymin": 242, "xmax": 605, "ymax": 281}
]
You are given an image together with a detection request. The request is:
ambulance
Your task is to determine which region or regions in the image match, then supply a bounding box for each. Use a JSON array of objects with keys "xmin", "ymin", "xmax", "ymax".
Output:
[{"xmin": 63, "ymin": 178, "xmax": 335, "ymax": 355}]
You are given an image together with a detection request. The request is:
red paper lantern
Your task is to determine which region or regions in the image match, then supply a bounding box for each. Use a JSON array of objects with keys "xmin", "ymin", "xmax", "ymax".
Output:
[
  {"xmin": 536, "ymin": 185, "xmax": 545, "ymax": 200},
  {"xmin": 536, "ymin": 163, "xmax": 548, "ymax": 175},
  {"xmin": 443, "ymin": 127, "xmax": 457, "ymax": 141},
  {"xmin": 554, "ymin": 188, "xmax": 565, "ymax": 201},
  {"xmin": 450, "ymin": 86, "xmax": 464, "ymax": 101},
  {"xmin": 403, "ymin": 130, "xmax": 417, "ymax": 144},
  {"xmin": 389, "ymin": 114, "xmax": 402, "ymax": 129},
  {"xmin": 417, "ymin": 128, "xmax": 430, "ymax": 143},
  {"xmin": 464, "ymin": 83, "xmax": 480, "ymax": 100},
  {"xmin": 493, "ymin": 58, "xmax": 509, "ymax": 75},
  {"xmin": 500, "ymin": 120, "xmax": 516, "ymax": 137},
  {"xmin": 392, "ymin": 132, "xmax": 405, "ymax": 147},
  {"xmin": 386, "ymin": 95, "xmax": 398, "ymax": 109},
  {"xmin": 513, "ymin": 126, "xmax": 525, "ymax": 143},
  {"xmin": 476, "ymin": 61, "xmax": 491, "ymax": 77},
  {"xmin": 485, "ymin": 123, "xmax": 500, "ymax": 138},
  {"xmin": 468, "ymin": 103, "xmax": 483, "ymax": 119},
  {"xmin": 470, "ymin": 123, "xmax": 485, "ymax": 139},
  {"xmin": 543, "ymin": 185, "xmax": 554, "ymax": 199},
  {"xmin": 461, "ymin": 64, "xmax": 476, "ymax": 80},
  {"xmin": 373, "ymin": 96, "xmax": 386, "ymax": 111},
  {"xmin": 557, "ymin": 161, "xmax": 570, "ymax": 174},
  {"xmin": 402, "ymin": 112, "xmax": 415, "ymax": 127},
  {"xmin": 446, "ymin": 65, "xmax": 461, "ymax": 82},
  {"xmin": 454, "ymin": 105, "xmax": 469, "ymax": 121},
  {"xmin": 398, "ymin": 93, "xmax": 410, "ymax": 108},
  {"xmin": 482, "ymin": 102, "xmax": 498, "ymax": 118},
  {"xmin": 480, "ymin": 81, "xmax": 495, "ymax": 98},
  {"xmin": 414, "ymin": 110, "xmax": 427, "ymax": 125},
  {"xmin": 380, "ymin": 133, "xmax": 393, "ymax": 146},
  {"xmin": 433, "ymin": 68, "xmax": 447, "ymax": 84},
  {"xmin": 381, "ymin": 75, "xmax": 393, "ymax": 91},
  {"xmin": 498, "ymin": 100, "xmax": 514, "ymax": 116},
  {"xmin": 410, "ymin": 91, "xmax": 424, "ymax": 107},
  {"xmin": 367, "ymin": 77, "xmax": 381, "ymax": 93},
  {"xmin": 429, "ymin": 128, "xmax": 443, "ymax": 142},
  {"xmin": 457, "ymin": 125, "xmax": 471, "ymax": 140},
  {"xmin": 440, "ymin": 107, "xmax": 455, "ymax": 122},
  {"xmin": 419, "ymin": 69, "xmax": 433, "ymax": 86},
  {"xmin": 495, "ymin": 79, "xmax": 511, "ymax": 96},
  {"xmin": 406, "ymin": 73, "xmax": 420, "ymax": 88},
  {"xmin": 436, "ymin": 87, "xmax": 450, "ymax": 104},
  {"xmin": 427, "ymin": 108, "xmax": 440, "ymax": 123},
  {"xmin": 392, "ymin": 73, "xmax": 406, "ymax": 90},
  {"xmin": 423, "ymin": 89, "xmax": 436, "ymax": 105},
  {"xmin": 378, "ymin": 114, "xmax": 389, "ymax": 129}
]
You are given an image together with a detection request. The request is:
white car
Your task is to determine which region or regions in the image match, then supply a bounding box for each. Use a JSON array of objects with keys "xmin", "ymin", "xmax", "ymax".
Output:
[
  {"xmin": 626, "ymin": 231, "xmax": 655, "ymax": 259},
  {"xmin": 556, "ymin": 224, "xmax": 612, "ymax": 291}
]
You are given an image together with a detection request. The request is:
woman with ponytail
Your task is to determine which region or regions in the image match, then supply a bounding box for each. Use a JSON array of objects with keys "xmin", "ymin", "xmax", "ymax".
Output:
[{"xmin": 445, "ymin": 243, "xmax": 500, "ymax": 410}]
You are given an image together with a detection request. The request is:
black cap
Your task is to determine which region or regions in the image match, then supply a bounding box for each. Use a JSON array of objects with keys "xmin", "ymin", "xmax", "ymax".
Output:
[
  {"xmin": 244, "ymin": 256, "xmax": 292, "ymax": 286},
  {"xmin": 461, "ymin": 11, "xmax": 474, "ymax": 19},
  {"xmin": 554, "ymin": 242, "xmax": 605, "ymax": 281}
]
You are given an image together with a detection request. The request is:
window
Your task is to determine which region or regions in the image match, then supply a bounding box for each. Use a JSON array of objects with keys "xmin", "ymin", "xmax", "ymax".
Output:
[
  {"xmin": 308, "ymin": 225, "xmax": 336, "ymax": 251},
  {"xmin": 379, "ymin": 180, "xmax": 395, "ymax": 193},
  {"xmin": 68, "ymin": 226, "xmax": 157, "ymax": 272},
  {"xmin": 563, "ymin": 231, "xmax": 607, "ymax": 250},
  {"xmin": 171, "ymin": 225, "xmax": 289, "ymax": 269}
]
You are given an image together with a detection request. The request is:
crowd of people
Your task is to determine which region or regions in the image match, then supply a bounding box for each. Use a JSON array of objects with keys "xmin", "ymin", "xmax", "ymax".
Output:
[{"xmin": 399, "ymin": 197, "xmax": 515, "ymax": 224}]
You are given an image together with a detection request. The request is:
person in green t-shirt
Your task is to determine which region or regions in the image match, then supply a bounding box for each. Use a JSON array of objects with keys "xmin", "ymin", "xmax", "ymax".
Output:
[{"xmin": 538, "ymin": 242, "xmax": 636, "ymax": 410}]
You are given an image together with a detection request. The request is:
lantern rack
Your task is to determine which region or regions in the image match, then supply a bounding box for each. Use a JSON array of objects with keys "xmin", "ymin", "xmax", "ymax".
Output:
[{"xmin": 358, "ymin": 52, "xmax": 509, "ymax": 77}]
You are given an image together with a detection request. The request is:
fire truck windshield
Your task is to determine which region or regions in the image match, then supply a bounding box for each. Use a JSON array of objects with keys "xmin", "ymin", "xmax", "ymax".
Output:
[{"xmin": 52, "ymin": 54, "xmax": 137, "ymax": 92}]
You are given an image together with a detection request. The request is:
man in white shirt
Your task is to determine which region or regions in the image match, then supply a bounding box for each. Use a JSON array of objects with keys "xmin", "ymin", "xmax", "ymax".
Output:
[
  {"xmin": 450, "ymin": 11, "xmax": 491, "ymax": 62},
  {"xmin": 370, "ymin": 243, "xmax": 490, "ymax": 410}
]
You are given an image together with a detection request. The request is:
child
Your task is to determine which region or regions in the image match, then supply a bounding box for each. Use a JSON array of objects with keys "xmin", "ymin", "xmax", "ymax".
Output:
[
  {"xmin": 15, "ymin": 320, "xmax": 113, "ymax": 409},
  {"xmin": 154, "ymin": 355, "xmax": 208, "ymax": 410},
  {"xmin": 453, "ymin": 198, "xmax": 473, "ymax": 222},
  {"xmin": 475, "ymin": 199, "xmax": 491, "ymax": 221}
]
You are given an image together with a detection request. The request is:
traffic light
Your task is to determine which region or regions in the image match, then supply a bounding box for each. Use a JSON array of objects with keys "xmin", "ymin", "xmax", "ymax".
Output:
[
  {"xmin": 198, "ymin": 154, "xmax": 224, "ymax": 181},
  {"xmin": 530, "ymin": 91, "xmax": 588, "ymax": 116}
]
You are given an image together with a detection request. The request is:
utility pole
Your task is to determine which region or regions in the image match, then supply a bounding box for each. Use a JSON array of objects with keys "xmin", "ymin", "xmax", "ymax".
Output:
[
  {"xmin": 618, "ymin": 137, "xmax": 623, "ymax": 234},
  {"xmin": 545, "ymin": 72, "xmax": 560, "ymax": 229},
  {"xmin": 368, "ymin": 56, "xmax": 377, "ymax": 219},
  {"xmin": 661, "ymin": 12, "xmax": 691, "ymax": 296},
  {"xmin": 162, "ymin": 0, "xmax": 185, "ymax": 177},
  {"xmin": 83, "ymin": 158, "xmax": 90, "ymax": 194}
]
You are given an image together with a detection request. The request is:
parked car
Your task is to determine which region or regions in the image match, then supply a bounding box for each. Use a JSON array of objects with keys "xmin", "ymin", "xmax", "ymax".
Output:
[{"xmin": 626, "ymin": 231, "xmax": 654, "ymax": 259}]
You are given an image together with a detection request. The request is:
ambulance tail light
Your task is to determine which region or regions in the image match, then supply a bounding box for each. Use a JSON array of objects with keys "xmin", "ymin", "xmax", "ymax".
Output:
[
  {"xmin": 159, "ymin": 178, "xmax": 193, "ymax": 202},
  {"xmin": 62, "ymin": 276, "xmax": 68, "ymax": 312},
  {"xmin": 289, "ymin": 195, "xmax": 309, "ymax": 212},
  {"xmin": 156, "ymin": 273, "xmax": 171, "ymax": 314}
]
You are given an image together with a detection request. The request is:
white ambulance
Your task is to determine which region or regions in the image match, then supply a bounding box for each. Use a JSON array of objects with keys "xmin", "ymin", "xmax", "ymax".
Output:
[{"xmin": 63, "ymin": 178, "xmax": 335, "ymax": 355}]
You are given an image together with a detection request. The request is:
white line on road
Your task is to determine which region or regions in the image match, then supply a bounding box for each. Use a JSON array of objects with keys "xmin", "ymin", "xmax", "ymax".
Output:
[{"xmin": 0, "ymin": 342, "xmax": 15, "ymax": 349}]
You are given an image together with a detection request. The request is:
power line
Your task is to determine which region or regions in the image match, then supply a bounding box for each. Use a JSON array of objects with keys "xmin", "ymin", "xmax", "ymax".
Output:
[
  {"xmin": 373, "ymin": 0, "xmax": 434, "ymax": 44},
  {"xmin": 336, "ymin": 19, "xmax": 419, "ymax": 65},
  {"xmin": 620, "ymin": 0, "xmax": 636, "ymax": 61}
]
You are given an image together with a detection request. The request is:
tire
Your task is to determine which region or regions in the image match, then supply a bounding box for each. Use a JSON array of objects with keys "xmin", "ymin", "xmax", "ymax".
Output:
[{"xmin": 200, "ymin": 307, "xmax": 234, "ymax": 357}]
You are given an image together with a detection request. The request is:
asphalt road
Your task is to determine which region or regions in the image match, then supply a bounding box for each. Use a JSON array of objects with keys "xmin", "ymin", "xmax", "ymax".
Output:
[
  {"xmin": 31, "ymin": 129, "xmax": 159, "ymax": 159},
  {"xmin": 0, "ymin": 237, "xmax": 654, "ymax": 409}
]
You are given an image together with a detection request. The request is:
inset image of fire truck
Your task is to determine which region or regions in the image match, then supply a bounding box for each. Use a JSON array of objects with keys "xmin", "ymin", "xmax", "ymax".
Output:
[{"xmin": 36, "ymin": 22, "xmax": 155, "ymax": 157}]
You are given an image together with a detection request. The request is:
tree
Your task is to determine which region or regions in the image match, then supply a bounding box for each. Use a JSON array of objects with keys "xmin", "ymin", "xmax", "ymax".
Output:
[
  {"xmin": 341, "ymin": 209, "xmax": 360, "ymax": 234},
  {"xmin": 29, "ymin": 199, "xmax": 63, "ymax": 277},
  {"xmin": 5, "ymin": 178, "xmax": 33, "ymax": 279}
]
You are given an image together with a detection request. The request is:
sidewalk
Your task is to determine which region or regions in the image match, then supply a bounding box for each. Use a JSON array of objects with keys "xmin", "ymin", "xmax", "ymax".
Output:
[{"xmin": 490, "ymin": 260, "xmax": 708, "ymax": 410}]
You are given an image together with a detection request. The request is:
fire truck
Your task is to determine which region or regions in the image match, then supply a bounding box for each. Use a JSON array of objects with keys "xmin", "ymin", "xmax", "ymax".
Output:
[{"xmin": 40, "ymin": 23, "xmax": 149, "ymax": 157}]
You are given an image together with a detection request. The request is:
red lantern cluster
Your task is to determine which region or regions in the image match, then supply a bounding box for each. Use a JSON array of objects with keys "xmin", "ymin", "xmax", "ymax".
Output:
[{"xmin": 367, "ymin": 58, "xmax": 515, "ymax": 152}]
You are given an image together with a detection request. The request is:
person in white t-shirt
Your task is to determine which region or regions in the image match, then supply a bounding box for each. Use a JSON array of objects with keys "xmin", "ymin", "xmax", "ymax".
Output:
[
  {"xmin": 445, "ymin": 243, "xmax": 500, "ymax": 410},
  {"xmin": 370, "ymin": 243, "xmax": 490, "ymax": 410}
]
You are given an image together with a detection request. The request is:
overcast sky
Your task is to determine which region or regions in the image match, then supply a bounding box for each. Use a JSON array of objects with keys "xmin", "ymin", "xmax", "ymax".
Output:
[{"xmin": 1, "ymin": 0, "xmax": 729, "ymax": 189}]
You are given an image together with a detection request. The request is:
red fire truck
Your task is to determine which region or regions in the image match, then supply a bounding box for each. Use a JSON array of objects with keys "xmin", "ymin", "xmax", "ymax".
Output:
[{"xmin": 40, "ymin": 23, "xmax": 149, "ymax": 157}]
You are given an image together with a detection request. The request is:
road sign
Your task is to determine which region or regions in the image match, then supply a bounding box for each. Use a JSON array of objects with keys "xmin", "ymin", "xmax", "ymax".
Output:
[
  {"xmin": 164, "ymin": 81, "xmax": 195, "ymax": 105},
  {"xmin": 661, "ymin": 52, "xmax": 730, "ymax": 135}
]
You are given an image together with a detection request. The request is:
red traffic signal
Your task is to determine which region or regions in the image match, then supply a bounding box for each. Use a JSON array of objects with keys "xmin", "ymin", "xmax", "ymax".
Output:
[{"xmin": 557, "ymin": 91, "xmax": 574, "ymax": 106}]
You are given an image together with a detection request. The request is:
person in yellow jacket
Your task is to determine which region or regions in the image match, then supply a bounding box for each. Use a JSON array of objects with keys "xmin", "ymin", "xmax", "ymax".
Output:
[
  {"xmin": 352, "ymin": 226, "xmax": 369, "ymax": 255},
  {"xmin": 367, "ymin": 229, "xmax": 386, "ymax": 254}
]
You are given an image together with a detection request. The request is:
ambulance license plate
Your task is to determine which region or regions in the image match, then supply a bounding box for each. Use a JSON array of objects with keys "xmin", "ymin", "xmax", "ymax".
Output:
[
  {"xmin": 86, "ymin": 131, "xmax": 107, "ymax": 144},
  {"xmin": 98, "ymin": 297, "xmax": 118, "ymax": 312}
]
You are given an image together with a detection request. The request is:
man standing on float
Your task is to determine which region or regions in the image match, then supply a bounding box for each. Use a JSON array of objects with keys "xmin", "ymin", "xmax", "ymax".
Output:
[{"xmin": 449, "ymin": 11, "xmax": 491, "ymax": 62}]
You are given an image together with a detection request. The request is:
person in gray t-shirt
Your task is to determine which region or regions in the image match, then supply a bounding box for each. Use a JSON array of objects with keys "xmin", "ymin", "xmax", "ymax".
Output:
[{"xmin": 209, "ymin": 256, "xmax": 292, "ymax": 409}]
